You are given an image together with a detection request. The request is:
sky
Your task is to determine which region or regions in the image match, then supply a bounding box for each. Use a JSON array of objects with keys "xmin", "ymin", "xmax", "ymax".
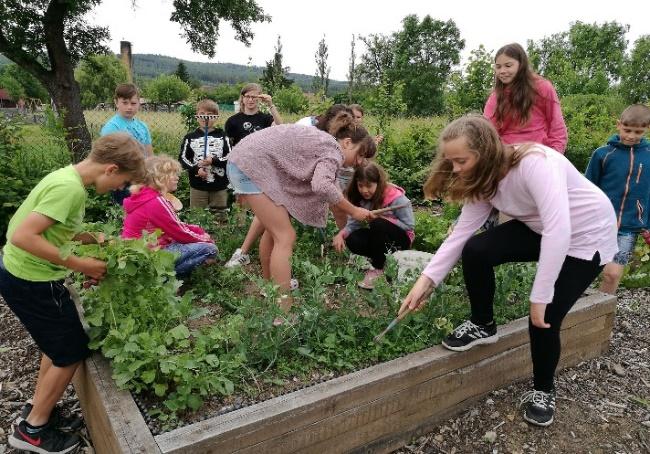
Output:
[{"xmin": 90, "ymin": 0, "xmax": 647, "ymax": 81}]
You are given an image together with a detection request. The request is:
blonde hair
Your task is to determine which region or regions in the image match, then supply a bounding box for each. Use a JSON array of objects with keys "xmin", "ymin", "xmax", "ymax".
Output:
[
  {"xmin": 423, "ymin": 115, "xmax": 533, "ymax": 203},
  {"xmin": 88, "ymin": 133, "xmax": 146, "ymax": 182},
  {"xmin": 239, "ymin": 83, "xmax": 262, "ymax": 105},
  {"xmin": 196, "ymin": 99, "xmax": 219, "ymax": 114},
  {"xmin": 140, "ymin": 155, "xmax": 181, "ymax": 193}
]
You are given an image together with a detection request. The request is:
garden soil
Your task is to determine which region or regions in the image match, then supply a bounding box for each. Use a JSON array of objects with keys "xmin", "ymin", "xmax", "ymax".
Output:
[{"xmin": 1, "ymin": 288, "xmax": 648, "ymax": 454}]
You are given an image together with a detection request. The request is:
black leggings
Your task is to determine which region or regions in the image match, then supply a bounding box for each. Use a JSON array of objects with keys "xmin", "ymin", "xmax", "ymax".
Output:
[
  {"xmin": 345, "ymin": 218, "xmax": 411, "ymax": 269},
  {"xmin": 461, "ymin": 220, "xmax": 603, "ymax": 392}
]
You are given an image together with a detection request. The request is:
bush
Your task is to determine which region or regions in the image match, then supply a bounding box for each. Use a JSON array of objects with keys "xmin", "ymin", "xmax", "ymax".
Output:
[
  {"xmin": 0, "ymin": 118, "xmax": 70, "ymax": 240},
  {"xmin": 561, "ymin": 94, "xmax": 626, "ymax": 172},
  {"xmin": 271, "ymin": 85, "xmax": 309, "ymax": 114},
  {"xmin": 376, "ymin": 122, "xmax": 440, "ymax": 200}
]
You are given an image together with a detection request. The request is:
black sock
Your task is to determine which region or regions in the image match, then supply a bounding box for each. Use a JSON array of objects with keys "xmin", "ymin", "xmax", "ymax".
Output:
[{"xmin": 24, "ymin": 421, "xmax": 47, "ymax": 434}]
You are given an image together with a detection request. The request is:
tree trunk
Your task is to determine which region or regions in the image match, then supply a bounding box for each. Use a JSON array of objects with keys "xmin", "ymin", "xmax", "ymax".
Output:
[{"xmin": 45, "ymin": 74, "xmax": 93, "ymax": 163}]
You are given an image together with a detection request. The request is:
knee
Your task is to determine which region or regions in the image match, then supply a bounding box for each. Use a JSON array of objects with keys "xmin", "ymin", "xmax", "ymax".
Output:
[
  {"xmin": 601, "ymin": 267, "xmax": 623, "ymax": 285},
  {"xmin": 274, "ymin": 227, "xmax": 296, "ymax": 248},
  {"xmin": 462, "ymin": 235, "xmax": 490, "ymax": 262}
]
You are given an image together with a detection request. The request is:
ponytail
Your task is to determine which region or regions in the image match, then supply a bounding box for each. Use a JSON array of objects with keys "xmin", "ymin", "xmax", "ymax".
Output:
[{"xmin": 327, "ymin": 111, "xmax": 377, "ymax": 159}]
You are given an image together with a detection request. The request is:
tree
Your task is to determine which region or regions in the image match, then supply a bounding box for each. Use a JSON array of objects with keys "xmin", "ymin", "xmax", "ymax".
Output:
[
  {"xmin": 174, "ymin": 61, "xmax": 190, "ymax": 84},
  {"xmin": 356, "ymin": 34, "xmax": 396, "ymax": 86},
  {"xmin": 527, "ymin": 21, "xmax": 629, "ymax": 96},
  {"xmin": 347, "ymin": 34, "xmax": 356, "ymax": 103},
  {"xmin": 144, "ymin": 74, "xmax": 191, "ymax": 111},
  {"xmin": 75, "ymin": 54, "xmax": 128, "ymax": 108},
  {"xmin": 445, "ymin": 45, "xmax": 494, "ymax": 117},
  {"xmin": 260, "ymin": 35, "xmax": 293, "ymax": 95},
  {"xmin": 273, "ymin": 85, "xmax": 308, "ymax": 114},
  {"xmin": 620, "ymin": 35, "xmax": 650, "ymax": 104},
  {"xmin": 1, "ymin": 63, "xmax": 49, "ymax": 101},
  {"xmin": 313, "ymin": 35, "xmax": 330, "ymax": 96},
  {"xmin": 392, "ymin": 15, "xmax": 465, "ymax": 115},
  {"xmin": 0, "ymin": 1, "xmax": 269, "ymax": 162}
]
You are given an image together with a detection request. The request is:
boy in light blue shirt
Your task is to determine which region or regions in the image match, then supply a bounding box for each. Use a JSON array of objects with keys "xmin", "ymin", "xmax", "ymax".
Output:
[{"xmin": 101, "ymin": 83, "xmax": 153, "ymax": 204}]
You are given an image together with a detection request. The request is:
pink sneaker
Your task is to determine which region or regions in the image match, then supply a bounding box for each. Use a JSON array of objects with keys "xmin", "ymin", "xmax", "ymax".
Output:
[{"xmin": 358, "ymin": 269, "xmax": 384, "ymax": 290}]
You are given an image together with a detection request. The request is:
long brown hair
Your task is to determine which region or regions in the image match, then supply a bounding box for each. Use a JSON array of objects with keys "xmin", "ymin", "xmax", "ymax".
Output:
[
  {"xmin": 493, "ymin": 43, "xmax": 538, "ymax": 127},
  {"xmin": 347, "ymin": 162, "xmax": 388, "ymax": 210},
  {"xmin": 327, "ymin": 111, "xmax": 376, "ymax": 159},
  {"xmin": 424, "ymin": 115, "xmax": 535, "ymax": 203}
]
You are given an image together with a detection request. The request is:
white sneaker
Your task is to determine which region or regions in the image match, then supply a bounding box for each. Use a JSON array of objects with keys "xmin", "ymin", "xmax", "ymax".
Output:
[{"xmin": 225, "ymin": 248, "xmax": 250, "ymax": 268}]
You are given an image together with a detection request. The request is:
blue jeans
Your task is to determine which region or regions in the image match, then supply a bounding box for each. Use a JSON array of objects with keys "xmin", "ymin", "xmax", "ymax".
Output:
[
  {"xmin": 612, "ymin": 232, "xmax": 638, "ymax": 265},
  {"xmin": 226, "ymin": 162, "xmax": 262, "ymax": 195},
  {"xmin": 164, "ymin": 242, "xmax": 217, "ymax": 276}
]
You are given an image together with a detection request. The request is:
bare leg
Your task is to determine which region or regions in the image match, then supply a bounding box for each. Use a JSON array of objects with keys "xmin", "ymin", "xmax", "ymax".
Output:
[
  {"xmin": 242, "ymin": 194, "xmax": 295, "ymax": 300},
  {"xmin": 240, "ymin": 216, "xmax": 265, "ymax": 255},
  {"xmin": 27, "ymin": 359, "xmax": 80, "ymax": 426},
  {"xmin": 599, "ymin": 262, "xmax": 624, "ymax": 294},
  {"xmin": 259, "ymin": 229, "xmax": 273, "ymax": 280},
  {"xmin": 31, "ymin": 354, "xmax": 54, "ymax": 405}
]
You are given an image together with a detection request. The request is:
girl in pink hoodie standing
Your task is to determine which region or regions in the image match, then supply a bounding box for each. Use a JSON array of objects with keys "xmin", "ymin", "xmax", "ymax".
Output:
[
  {"xmin": 121, "ymin": 156, "xmax": 217, "ymax": 277},
  {"xmin": 484, "ymin": 43, "xmax": 567, "ymax": 154},
  {"xmin": 333, "ymin": 163, "xmax": 414, "ymax": 289}
]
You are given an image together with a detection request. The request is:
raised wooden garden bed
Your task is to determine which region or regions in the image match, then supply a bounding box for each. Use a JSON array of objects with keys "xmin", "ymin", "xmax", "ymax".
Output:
[{"xmin": 72, "ymin": 290, "xmax": 616, "ymax": 454}]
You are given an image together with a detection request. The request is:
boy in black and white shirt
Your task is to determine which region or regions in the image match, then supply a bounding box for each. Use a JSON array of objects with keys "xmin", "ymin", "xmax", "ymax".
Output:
[{"xmin": 179, "ymin": 99, "xmax": 231, "ymax": 215}]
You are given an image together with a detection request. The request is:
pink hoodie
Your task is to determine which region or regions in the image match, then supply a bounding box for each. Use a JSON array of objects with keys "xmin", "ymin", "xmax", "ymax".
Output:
[
  {"xmin": 121, "ymin": 186, "xmax": 212, "ymax": 247},
  {"xmin": 484, "ymin": 77, "xmax": 567, "ymax": 153}
]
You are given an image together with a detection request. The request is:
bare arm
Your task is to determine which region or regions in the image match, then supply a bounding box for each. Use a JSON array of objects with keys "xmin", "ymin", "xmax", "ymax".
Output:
[{"xmin": 10, "ymin": 212, "xmax": 107, "ymax": 280}]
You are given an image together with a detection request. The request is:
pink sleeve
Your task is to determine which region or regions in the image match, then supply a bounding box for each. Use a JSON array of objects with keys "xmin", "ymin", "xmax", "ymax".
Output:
[
  {"xmin": 541, "ymin": 81, "xmax": 567, "ymax": 153},
  {"xmin": 149, "ymin": 198, "xmax": 212, "ymax": 244},
  {"xmin": 520, "ymin": 154, "xmax": 571, "ymax": 304},
  {"xmin": 421, "ymin": 201, "xmax": 493, "ymax": 286},
  {"xmin": 483, "ymin": 92, "xmax": 498, "ymax": 128}
]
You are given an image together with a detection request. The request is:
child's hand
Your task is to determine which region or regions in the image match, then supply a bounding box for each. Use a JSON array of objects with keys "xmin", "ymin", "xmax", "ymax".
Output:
[
  {"xmin": 199, "ymin": 157, "xmax": 213, "ymax": 166},
  {"xmin": 332, "ymin": 233, "xmax": 346, "ymax": 252},
  {"xmin": 399, "ymin": 275, "xmax": 435, "ymax": 316},
  {"xmin": 74, "ymin": 257, "xmax": 107, "ymax": 281},
  {"xmin": 529, "ymin": 302, "xmax": 550, "ymax": 328},
  {"xmin": 374, "ymin": 135, "xmax": 384, "ymax": 145},
  {"xmin": 257, "ymin": 94, "xmax": 273, "ymax": 105},
  {"xmin": 197, "ymin": 168, "xmax": 208, "ymax": 180}
]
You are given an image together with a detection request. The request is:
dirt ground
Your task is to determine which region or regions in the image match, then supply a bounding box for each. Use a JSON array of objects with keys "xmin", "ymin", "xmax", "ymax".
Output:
[{"xmin": 0, "ymin": 288, "xmax": 648, "ymax": 454}]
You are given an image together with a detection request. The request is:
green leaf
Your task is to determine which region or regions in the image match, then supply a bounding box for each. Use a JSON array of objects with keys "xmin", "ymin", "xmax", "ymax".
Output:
[
  {"xmin": 141, "ymin": 370, "xmax": 156, "ymax": 384},
  {"xmin": 153, "ymin": 383, "xmax": 168, "ymax": 396},
  {"xmin": 169, "ymin": 324, "xmax": 190, "ymax": 340},
  {"xmin": 186, "ymin": 393, "xmax": 203, "ymax": 411}
]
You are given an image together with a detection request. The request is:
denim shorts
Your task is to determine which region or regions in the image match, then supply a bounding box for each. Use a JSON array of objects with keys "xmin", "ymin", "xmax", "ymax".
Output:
[
  {"xmin": 226, "ymin": 161, "xmax": 262, "ymax": 195},
  {"xmin": 0, "ymin": 257, "xmax": 91, "ymax": 366},
  {"xmin": 612, "ymin": 232, "xmax": 638, "ymax": 265}
]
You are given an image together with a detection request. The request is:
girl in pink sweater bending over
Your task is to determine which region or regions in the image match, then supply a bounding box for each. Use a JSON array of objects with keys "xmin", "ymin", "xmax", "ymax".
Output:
[
  {"xmin": 122, "ymin": 156, "xmax": 217, "ymax": 277},
  {"xmin": 484, "ymin": 43, "xmax": 567, "ymax": 153},
  {"xmin": 227, "ymin": 111, "xmax": 376, "ymax": 317},
  {"xmin": 399, "ymin": 115, "xmax": 616, "ymax": 428}
]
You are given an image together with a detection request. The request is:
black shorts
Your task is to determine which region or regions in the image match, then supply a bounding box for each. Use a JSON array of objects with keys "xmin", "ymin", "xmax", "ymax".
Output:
[{"xmin": 0, "ymin": 258, "xmax": 90, "ymax": 367}]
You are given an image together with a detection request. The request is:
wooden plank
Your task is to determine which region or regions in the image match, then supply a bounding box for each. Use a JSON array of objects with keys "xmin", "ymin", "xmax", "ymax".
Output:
[
  {"xmin": 68, "ymin": 285, "xmax": 161, "ymax": 454},
  {"xmin": 156, "ymin": 293, "xmax": 615, "ymax": 453},
  {"xmin": 237, "ymin": 315, "xmax": 610, "ymax": 454}
]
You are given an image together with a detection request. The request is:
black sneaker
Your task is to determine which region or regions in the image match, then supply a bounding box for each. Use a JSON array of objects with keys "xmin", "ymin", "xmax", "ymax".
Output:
[
  {"xmin": 442, "ymin": 320, "xmax": 499, "ymax": 351},
  {"xmin": 8, "ymin": 420, "xmax": 81, "ymax": 454},
  {"xmin": 520, "ymin": 389, "xmax": 556, "ymax": 427},
  {"xmin": 16, "ymin": 403, "xmax": 83, "ymax": 432}
]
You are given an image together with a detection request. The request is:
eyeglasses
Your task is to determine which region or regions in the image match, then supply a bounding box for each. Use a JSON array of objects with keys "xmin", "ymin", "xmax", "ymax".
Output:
[
  {"xmin": 243, "ymin": 95, "xmax": 259, "ymax": 100},
  {"xmin": 195, "ymin": 114, "xmax": 220, "ymax": 119}
]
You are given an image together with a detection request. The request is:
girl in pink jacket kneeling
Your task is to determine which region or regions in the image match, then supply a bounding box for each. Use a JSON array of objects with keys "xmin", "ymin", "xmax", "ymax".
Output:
[{"xmin": 122, "ymin": 156, "xmax": 217, "ymax": 277}]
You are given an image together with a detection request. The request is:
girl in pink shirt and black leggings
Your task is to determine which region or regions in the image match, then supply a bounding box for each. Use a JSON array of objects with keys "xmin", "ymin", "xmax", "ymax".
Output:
[{"xmin": 399, "ymin": 115, "xmax": 617, "ymax": 428}]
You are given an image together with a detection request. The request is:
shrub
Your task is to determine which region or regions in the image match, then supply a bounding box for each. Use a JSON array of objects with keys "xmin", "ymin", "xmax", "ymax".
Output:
[
  {"xmin": 273, "ymin": 85, "xmax": 309, "ymax": 114},
  {"xmin": 561, "ymin": 94, "xmax": 626, "ymax": 172}
]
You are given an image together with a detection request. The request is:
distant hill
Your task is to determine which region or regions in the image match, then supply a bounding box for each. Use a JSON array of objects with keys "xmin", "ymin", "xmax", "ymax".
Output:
[{"xmin": 0, "ymin": 53, "xmax": 348, "ymax": 94}]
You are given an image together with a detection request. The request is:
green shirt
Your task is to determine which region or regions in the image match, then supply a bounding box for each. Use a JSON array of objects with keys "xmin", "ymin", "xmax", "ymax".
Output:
[{"xmin": 3, "ymin": 166, "xmax": 87, "ymax": 281}]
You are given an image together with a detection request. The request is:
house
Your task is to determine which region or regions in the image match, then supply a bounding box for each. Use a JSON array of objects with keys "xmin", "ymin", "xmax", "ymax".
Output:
[{"xmin": 0, "ymin": 89, "xmax": 17, "ymax": 108}]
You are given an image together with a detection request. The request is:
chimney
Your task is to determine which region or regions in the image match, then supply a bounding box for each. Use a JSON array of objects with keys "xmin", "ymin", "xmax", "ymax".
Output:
[{"xmin": 120, "ymin": 41, "xmax": 133, "ymax": 82}]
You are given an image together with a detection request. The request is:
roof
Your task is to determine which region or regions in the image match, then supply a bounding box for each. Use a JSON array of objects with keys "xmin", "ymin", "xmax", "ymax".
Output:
[{"xmin": 0, "ymin": 89, "xmax": 12, "ymax": 101}]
